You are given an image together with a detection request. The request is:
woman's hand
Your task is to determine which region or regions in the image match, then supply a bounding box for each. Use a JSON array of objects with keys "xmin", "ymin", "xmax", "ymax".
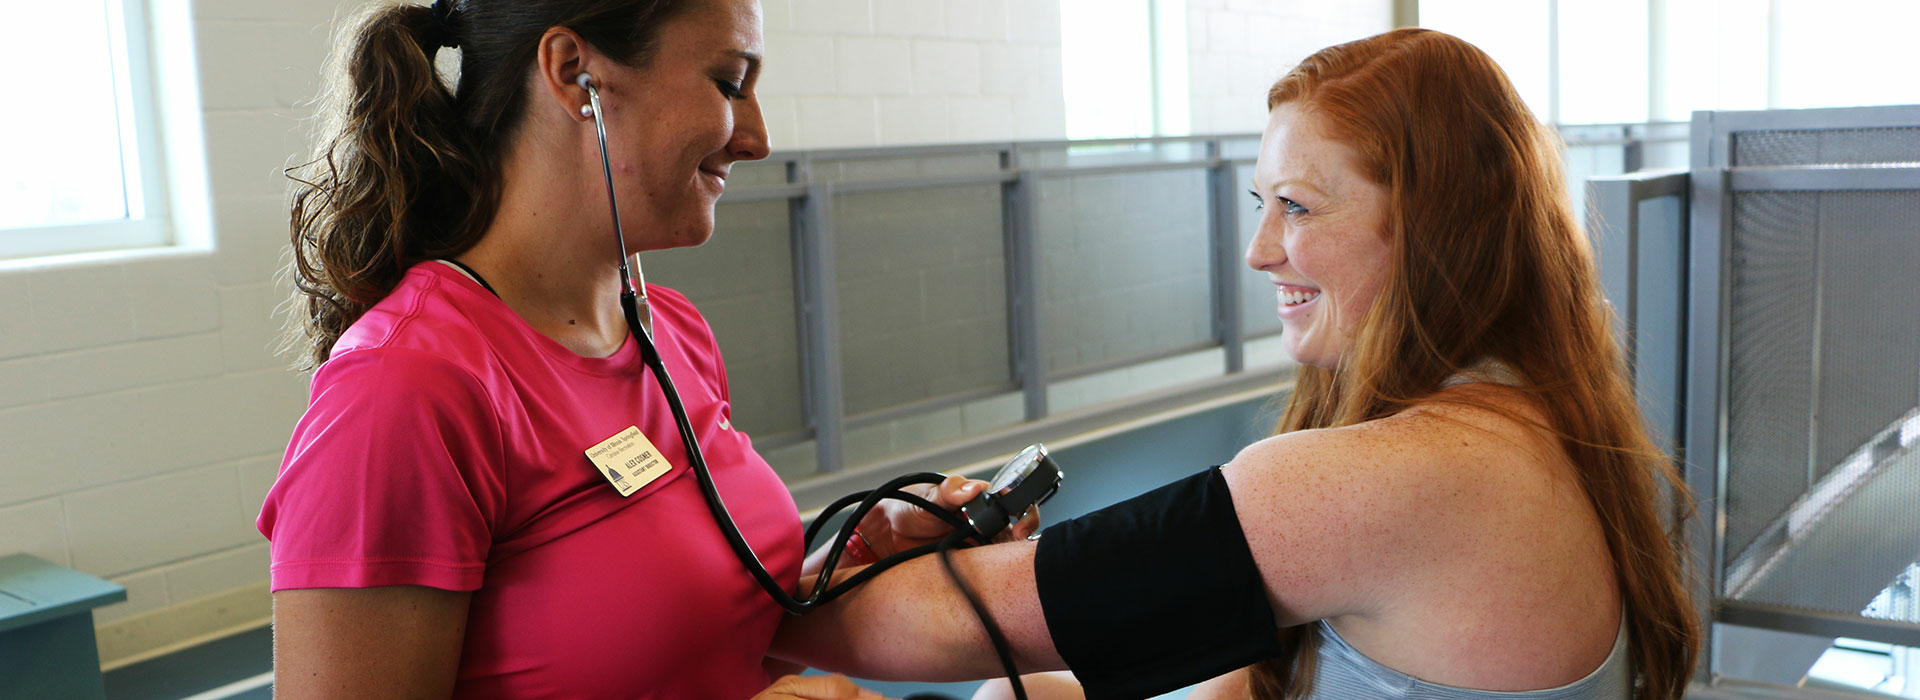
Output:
[
  {"xmin": 857, "ymin": 474, "xmax": 1042, "ymax": 559},
  {"xmin": 754, "ymin": 674, "xmax": 892, "ymax": 700}
]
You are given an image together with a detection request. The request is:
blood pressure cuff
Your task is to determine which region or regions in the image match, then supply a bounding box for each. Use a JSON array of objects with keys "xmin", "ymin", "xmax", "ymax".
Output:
[{"xmin": 1033, "ymin": 466, "xmax": 1282, "ymax": 700}]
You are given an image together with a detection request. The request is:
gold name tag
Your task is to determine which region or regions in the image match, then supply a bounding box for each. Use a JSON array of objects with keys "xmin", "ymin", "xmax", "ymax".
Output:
[{"xmin": 584, "ymin": 426, "xmax": 673, "ymax": 497}]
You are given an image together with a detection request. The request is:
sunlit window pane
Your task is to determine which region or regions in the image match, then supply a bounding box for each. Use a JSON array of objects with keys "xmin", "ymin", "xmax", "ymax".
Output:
[
  {"xmin": 0, "ymin": 0, "xmax": 133, "ymax": 230},
  {"xmin": 1773, "ymin": 0, "xmax": 1920, "ymax": 110},
  {"xmin": 1061, "ymin": 0, "xmax": 1156, "ymax": 139},
  {"xmin": 1421, "ymin": 0, "xmax": 1552, "ymax": 122},
  {"xmin": 1558, "ymin": 0, "xmax": 1647, "ymax": 125}
]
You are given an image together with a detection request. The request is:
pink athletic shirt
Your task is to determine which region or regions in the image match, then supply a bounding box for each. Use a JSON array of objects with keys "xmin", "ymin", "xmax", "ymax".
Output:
[{"xmin": 259, "ymin": 262, "xmax": 803, "ymax": 699}]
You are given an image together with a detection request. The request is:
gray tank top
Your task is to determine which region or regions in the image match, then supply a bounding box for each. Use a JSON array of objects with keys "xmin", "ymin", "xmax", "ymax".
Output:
[
  {"xmin": 1303, "ymin": 618, "xmax": 1632, "ymax": 700},
  {"xmin": 1302, "ymin": 360, "xmax": 1630, "ymax": 698}
]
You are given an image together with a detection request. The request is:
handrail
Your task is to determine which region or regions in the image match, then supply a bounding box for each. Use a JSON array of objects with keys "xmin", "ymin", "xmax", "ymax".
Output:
[{"xmin": 691, "ymin": 124, "xmax": 1680, "ymax": 497}]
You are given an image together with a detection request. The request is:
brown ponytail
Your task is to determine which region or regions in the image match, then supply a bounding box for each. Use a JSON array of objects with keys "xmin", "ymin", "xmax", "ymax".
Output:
[
  {"xmin": 288, "ymin": 3, "xmax": 484, "ymax": 368},
  {"xmin": 286, "ymin": 0, "xmax": 698, "ymax": 369}
]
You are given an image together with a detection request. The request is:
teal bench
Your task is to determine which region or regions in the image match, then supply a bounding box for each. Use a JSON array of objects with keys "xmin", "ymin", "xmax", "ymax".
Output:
[{"xmin": 0, "ymin": 554, "xmax": 127, "ymax": 700}]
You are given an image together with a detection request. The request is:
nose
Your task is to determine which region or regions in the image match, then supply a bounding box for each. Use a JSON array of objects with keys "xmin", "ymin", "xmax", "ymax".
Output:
[
  {"xmin": 1245, "ymin": 211, "xmax": 1286, "ymax": 272},
  {"xmin": 728, "ymin": 97, "xmax": 771, "ymax": 162}
]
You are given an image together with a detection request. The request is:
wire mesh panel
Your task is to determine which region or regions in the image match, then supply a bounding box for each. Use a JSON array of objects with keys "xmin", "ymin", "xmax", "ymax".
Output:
[
  {"xmin": 645, "ymin": 199, "xmax": 808, "ymax": 439},
  {"xmin": 1033, "ymin": 168, "xmax": 1213, "ymax": 377},
  {"xmin": 1734, "ymin": 127, "xmax": 1920, "ymax": 167},
  {"xmin": 1721, "ymin": 188, "xmax": 1920, "ymax": 619},
  {"xmin": 1723, "ymin": 191, "xmax": 1821, "ymax": 565},
  {"xmin": 1813, "ymin": 192, "xmax": 1920, "ymax": 478},
  {"xmin": 1723, "ymin": 408, "xmax": 1920, "ymax": 621},
  {"xmin": 832, "ymin": 183, "xmax": 1011, "ymax": 418}
]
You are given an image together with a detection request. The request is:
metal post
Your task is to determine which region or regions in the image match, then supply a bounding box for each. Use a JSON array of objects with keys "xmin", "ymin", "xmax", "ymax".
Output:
[
  {"xmin": 794, "ymin": 183, "xmax": 845, "ymax": 473},
  {"xmin": 1623, "ymin": 124, "xmax": 1645, "ymax": 174},
  {"xmin": 1006, "ymin": 171, "xmax": 1047, "ymax": 421},
  {"xmin": 1684, "ymin": 111, "xmax": 1729, "ymax": 684},
  {"xmin": 1208, "ymin": 141, "xmax": 1246, "ymax": 373},
  {"xmin": 1590, "ymin": 178, "xmax": 1639, "ymax": 350}
]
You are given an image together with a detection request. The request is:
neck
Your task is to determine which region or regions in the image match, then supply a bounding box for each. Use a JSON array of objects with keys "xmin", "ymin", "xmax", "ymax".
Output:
[{"xmin": 460, "ymin": 141, "xmax": 632, "ymax": 358}]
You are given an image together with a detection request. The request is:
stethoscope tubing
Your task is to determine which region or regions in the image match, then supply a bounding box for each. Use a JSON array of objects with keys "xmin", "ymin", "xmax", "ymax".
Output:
[
  {"xmin": 585, "ymin": 74, "xmax": 980, "ymax": 613},
  {"xmin": 585, "ymin": 75, "xmax": 1027, "ymax": 697}
]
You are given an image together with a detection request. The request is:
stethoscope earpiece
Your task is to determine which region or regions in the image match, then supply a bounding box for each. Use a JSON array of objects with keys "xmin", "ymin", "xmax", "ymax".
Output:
[
  {"xmin": 576, "ymin": 73, "xmax": 597, "ymax": 117},
  {"xmin": 577, "ymin": 70, "xmax": 650, "ymax": 333}
]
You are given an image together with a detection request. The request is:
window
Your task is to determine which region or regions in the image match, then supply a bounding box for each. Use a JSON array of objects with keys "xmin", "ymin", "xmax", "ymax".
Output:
[
  {"xmin": 1423, "ymin": 0, "xmax": 1920, "ymax": 127},
  {"xmin": 1059, "ymin": 0, "xmax": 1159, "ymax": 139},
  {"xmin": 0, "ymin": 0, "xmax": 168, "ymax": 261}
]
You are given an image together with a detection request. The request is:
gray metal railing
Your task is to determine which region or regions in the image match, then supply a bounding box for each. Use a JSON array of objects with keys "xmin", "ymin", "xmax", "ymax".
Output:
[
  {"xmin": 1594, "ymin": 105, "xmax": 1920, "ymax": 695},
  {"xmin": 648, "ymin": 124, "xmax": 1685, "ymax": 501}
]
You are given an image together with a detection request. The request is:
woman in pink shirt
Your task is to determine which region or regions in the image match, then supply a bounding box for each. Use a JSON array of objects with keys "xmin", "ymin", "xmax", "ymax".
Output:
[{"xmin": 261, "ymin": 1, "xmax": 1013, "ymax": 697}]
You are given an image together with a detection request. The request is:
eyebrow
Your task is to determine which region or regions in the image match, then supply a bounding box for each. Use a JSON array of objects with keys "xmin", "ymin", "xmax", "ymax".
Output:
[
  {"xmin": 726, "ymin": 49, "xmax": 762, "ymax": 72},
  {"xmin": 1250, "ymin": 177, "xmax": 1328, "ymax": 198}
]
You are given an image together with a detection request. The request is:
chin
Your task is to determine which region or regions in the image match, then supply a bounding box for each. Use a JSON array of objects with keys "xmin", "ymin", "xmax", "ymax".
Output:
[
  {"xmin": 1282, "ymin": 338, "xmax": 1336, "ymax": 369},
  {"xmin": 665, "ymin": 216, "xmax": 718, "ymax": 249}
]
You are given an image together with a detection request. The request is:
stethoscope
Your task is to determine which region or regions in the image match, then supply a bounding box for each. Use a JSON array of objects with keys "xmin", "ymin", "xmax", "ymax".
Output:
[{"xmin": 578, "ymin": 73, "xmax": 1056, "ymax": 697}]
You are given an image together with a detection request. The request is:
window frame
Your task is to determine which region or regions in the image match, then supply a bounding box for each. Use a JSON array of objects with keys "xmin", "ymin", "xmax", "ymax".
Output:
[{"xmin": 0, "ymin": 0, "xmax": 171, "ymax": 261}]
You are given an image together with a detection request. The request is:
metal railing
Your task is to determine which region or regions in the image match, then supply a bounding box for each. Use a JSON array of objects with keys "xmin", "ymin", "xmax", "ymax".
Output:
[
  {"xmin": 648, "ymin": 123, "xmax": 1688, "ymax": 504},
  {"xmin": 1593, "ymin": 105, "xmax": 1920, "ymax": 694}
]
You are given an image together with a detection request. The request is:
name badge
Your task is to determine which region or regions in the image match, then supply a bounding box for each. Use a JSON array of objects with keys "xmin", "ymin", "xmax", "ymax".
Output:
[{"xmin": 584, "ymin": 426, "xmax": 673, "ymax": 497}]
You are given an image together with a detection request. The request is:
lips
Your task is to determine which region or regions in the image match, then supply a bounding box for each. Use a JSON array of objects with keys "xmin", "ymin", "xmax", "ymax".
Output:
[{"xmin": 698, "ymin": 165, "xmax": 729, "ymax": 191}]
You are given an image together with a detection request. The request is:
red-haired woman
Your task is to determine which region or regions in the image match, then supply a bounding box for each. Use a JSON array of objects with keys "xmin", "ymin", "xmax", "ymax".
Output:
[{"xmin": 773, "ymin": 28, "xmax": 1698, "ymax": 700}]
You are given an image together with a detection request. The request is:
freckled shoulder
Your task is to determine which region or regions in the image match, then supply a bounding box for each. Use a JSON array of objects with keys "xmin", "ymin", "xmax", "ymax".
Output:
[{"xmin": 1220, "ymin": 386, "xmax": 1570, "ymax": 622}]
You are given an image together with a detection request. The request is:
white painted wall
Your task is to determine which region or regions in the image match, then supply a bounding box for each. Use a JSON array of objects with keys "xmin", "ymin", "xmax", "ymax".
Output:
[
  {"xmin": 760, "ymin": 0, "xmax": 1068, "ymax": 147},
  {"xmin": 1184, "ymin": 0, "xmax": 1394, "ymax": 135},
  {"xmin": 0, "ymin": 0, "xmax": 1071, "ymax": 666},
  {"xmin": 0, "ymin": 0, "xmax": 1383, "ymax": 667},
  {"xmin": 0, "ymin": 0, "xmax": 351, "ymax": 666}
]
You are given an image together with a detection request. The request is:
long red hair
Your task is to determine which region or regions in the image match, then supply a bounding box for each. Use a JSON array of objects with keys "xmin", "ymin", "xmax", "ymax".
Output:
[{"xmin": 1245, "ymin": 28, "xmax": 1698, "ymax": 699}]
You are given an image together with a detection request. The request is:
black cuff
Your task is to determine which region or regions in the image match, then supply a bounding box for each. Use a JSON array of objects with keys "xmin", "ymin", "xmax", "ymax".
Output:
[{"xmin": 1034, "ymin": 466, "xmax": 1281, "ymax": 700}]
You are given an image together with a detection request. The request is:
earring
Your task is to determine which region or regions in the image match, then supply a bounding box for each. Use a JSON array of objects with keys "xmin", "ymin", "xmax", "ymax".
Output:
[{"xmin": 580, "ymin": 103, "xmax": 595, "ymax": 118}]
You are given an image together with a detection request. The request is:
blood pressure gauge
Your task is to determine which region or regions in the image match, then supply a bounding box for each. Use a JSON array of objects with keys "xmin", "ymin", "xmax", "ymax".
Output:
[{"xmin": 960, "ymin": 444, "xmax": 1063, "ymax": 540}]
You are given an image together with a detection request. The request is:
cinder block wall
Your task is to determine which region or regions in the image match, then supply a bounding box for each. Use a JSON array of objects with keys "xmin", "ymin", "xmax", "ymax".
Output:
[
  {"xmin": 761, "ymin": 0, "xmax": 1070, "ymax": 147},
  {"xmin": 0, "ymin": 0, "xmax": 1388, "ymax": 667}
]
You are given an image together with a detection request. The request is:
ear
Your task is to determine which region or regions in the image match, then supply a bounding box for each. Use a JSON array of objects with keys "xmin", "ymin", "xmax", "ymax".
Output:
[{"xmin": 535, "ymin": 27, "xmax": 596, "ymax": 123}]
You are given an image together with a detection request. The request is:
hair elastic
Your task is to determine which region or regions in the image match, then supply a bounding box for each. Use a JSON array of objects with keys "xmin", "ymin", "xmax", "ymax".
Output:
[{"xmin": 429, "ymin": 0, "xmax": 460, "ymax": 49}]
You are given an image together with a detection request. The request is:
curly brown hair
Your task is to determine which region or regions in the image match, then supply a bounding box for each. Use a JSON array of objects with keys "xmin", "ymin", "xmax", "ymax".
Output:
[{"xmin": 285, "ymin": 0, "xmax": 697, "ymax": 369}]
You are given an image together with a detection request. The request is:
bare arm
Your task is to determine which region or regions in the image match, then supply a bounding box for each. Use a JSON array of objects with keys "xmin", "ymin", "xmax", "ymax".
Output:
[
  {"xmin": 771, "ymin": 539, "xmax": 1064, "ymax": 682},
  {"xmin": 272, "ymin": 587, "xmax": 473, "ymax": 699},
  {"xmin": 774, "ymin": 426, "xmax": 1421, "ymax": 685}
]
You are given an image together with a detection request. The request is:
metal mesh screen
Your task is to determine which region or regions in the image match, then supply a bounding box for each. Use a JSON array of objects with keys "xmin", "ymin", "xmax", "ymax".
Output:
[
  {"xmin": 645, "ymin": 199, "xmax": 807, "ymax": 438},
  {"xmin": 1724, "ymin": 191, "xmax": 1820, "ymax": 564},
  {"xmin": 1033, "ymin": 169, "xmax": 1212, "ymax": 376},
  {"xmin": 1721, "ymin": 188, "xmax": 1920, "ymax": 619},
  {"xmin": 1733, "ymin": 127, "xmax": 1920, "ymax": 167},
  {"xmin": 1813, "ymin": 192, "xmax": 1920, "ymax": 478},
  {"xmin": 833, "ymin": 183, "xmax": 1011, "ymax": 417}
]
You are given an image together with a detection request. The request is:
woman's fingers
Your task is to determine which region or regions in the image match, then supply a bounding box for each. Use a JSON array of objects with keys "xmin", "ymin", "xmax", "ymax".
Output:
[
  {"xmin": 1005, "ymin": 505, "xmax": 1041, "ymax": 542},
  {"xmin": 889, "ymin": 476, "xmax": 982, "ymax": 538},
  {"xmin": 934, "ymin": 474, "xmax": 984, "ymax": 508}
]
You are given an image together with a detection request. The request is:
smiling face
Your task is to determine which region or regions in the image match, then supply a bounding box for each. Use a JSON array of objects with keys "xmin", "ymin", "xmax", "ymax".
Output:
[
  {"xmin": 1247, "ymin": 103, "xmax": 1394, "ymax": 369},
  {"xmin": 588, "ymin": 0, "xmax": 769, "ymax": 252}
]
